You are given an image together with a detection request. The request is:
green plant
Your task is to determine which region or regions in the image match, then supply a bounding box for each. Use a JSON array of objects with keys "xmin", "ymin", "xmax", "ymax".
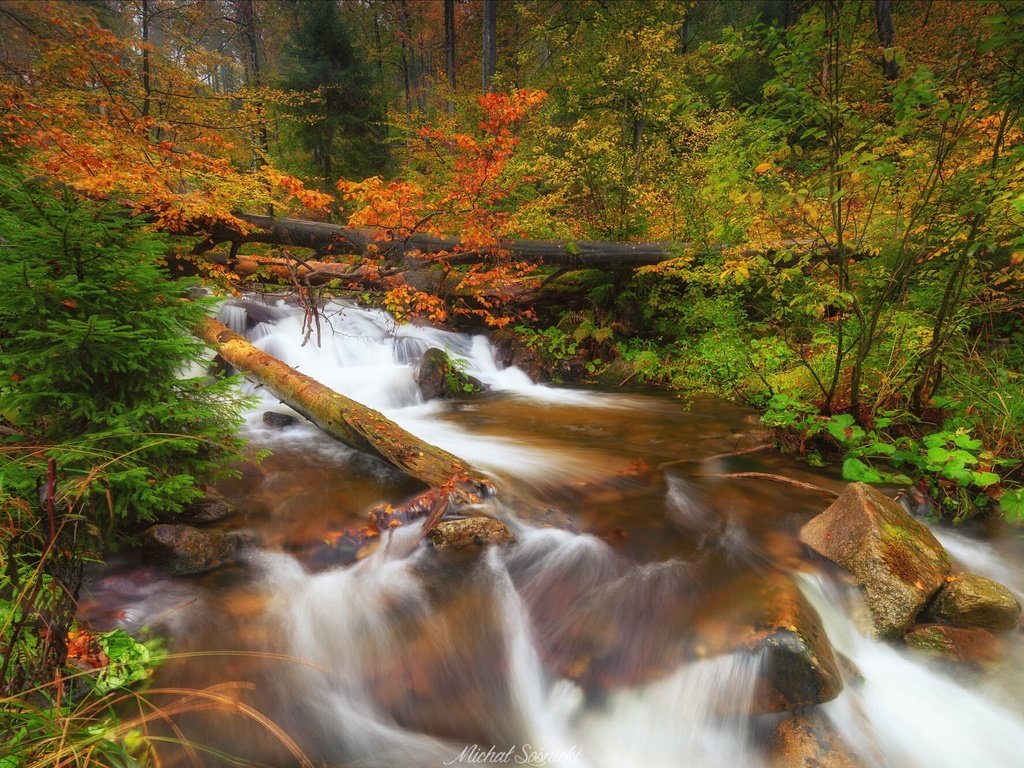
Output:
[
  {"xmin": 0, "ymin": 170, "xmax": 247, "ymax": 534},
  {"xmin": 763, "ymin": 393, "xmax": 1020, "ymax": 522}
]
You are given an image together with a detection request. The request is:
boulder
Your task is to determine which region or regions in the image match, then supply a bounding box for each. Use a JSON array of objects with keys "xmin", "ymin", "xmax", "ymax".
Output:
[
  {"xmin": 141, "ymin": 524, "xmax": 252, "ymax": 575},
  {"xmin": 427, "ymin": 517, "xmax": 514, "ymax": 550},
  {"xmin": 768, "ymin": 712, "xmax": 868, "ymax": 768},
  {"xmin": 927, "ymin": 572, "xmax": 1021, "ymax": 631},
  {"xmin": 904, "ymin": 623, "xmax": 1003, "ymax": 663},
  {"xmin": 800, "ymin": 482, "xmax": 950, "ymax": 639},
  {"xmin": 415, "ymin": 347, "xmax": 484, "ymax": 400},
  {"xmin": 262, "ymin": 411, "xmax": 298, "ymax": 428},
  {"xmin": 694, "ymin": 573, "xmax": 843, "ymax": 714}
]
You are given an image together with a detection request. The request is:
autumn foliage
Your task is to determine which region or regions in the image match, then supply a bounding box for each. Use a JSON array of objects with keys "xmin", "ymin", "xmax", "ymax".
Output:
[
  {"xmin": 337, "ymin": 89, "xmax": 547, "ymax": 326},
  {"xmin": 0, "ymin": 0, "xmax": 330, "ymax": 231}
]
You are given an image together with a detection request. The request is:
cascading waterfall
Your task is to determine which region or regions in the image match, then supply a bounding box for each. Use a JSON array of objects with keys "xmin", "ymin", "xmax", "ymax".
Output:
[{"xmin": 81, "ymin": 296, "xmax": 1024, "ymax": 767}]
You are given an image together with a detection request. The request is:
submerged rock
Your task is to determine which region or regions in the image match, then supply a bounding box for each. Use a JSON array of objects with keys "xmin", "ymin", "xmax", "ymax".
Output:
[
  {"xmin": 182, "ymin": 488, "xmax": 237, "ymax": 524},
  {"xmin": 695, "ymin": 573, "xmax": 843, "ymax": 713},
  {"xmin": 262, "ymin": 411, "xmax": 298, "ymax": 428},
  {"xmin": 141, "ymin": 524, "xmax": 252, "ymax": 575},
  {"xmin": 800, "ymin": 482, "xmax": 950, "ymax": 639},
  {"xmin": 905, "ymin": 623, "xmax": 1003, "ymax": 663},
  {"xmin": 768, "ymin": 711, "xmax": 868, "ymax": 768},
  {"xmin": 927, "ymin": 572, "xmax": 1021, "ymax": 631},
  {"xmin": 427, "ymin": 517, "xmax": 514, "ymax": 550},
  {"xmin": 415, "ymin": 347, "xmax": 484, "ymax": 400}
]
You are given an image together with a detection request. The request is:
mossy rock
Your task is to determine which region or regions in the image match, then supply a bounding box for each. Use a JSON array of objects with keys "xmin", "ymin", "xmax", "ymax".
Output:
[
  {"xmin": 904, "ymin": 623, "xmax": 1002, "ymax": 663},
  {"xmin": 800, "ymin": 483, "xmax": 950, "ymax": 640},
  {"xmin": 926, "ymin": 573, "xmax": 1021, "ymax": 631},
  {"xmin": 415, "ymin": 347, "xmax": 484, "ymax": 400}
]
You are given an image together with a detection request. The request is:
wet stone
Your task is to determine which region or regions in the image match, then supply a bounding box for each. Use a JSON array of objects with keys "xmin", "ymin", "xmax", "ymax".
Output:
[
  {"xmin": 926, "ymin": 572, "xmax": 1021, "ymax": 631},
  {"xmin": 904, "ymin": 623, "xmax": 1003, "ymax": 663},
  {"xmin": 800, "ymin": 482, "xmax": 950, "ymax": 640},
  {"xmin": 263, "ymin": 411, "xmax": 299, "ymax": 428},
  {"xmin": 427, "ymin": 517, "xmax": 515, "ymax": 550}
]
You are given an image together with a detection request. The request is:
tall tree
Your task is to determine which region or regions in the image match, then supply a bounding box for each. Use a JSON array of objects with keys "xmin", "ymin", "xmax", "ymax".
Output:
[
  {"xmin": 445, "ymin": 0, "xmax": 456, "ymax": 111},
  {"xmin": 874, "ymin": 0, "xmax": 900, "ymax": 80},
  {"xmin": 277, "ymin": 0, "xmax": 388, "ymax": 183},
  {"xmin": 482, "ymin": 0, "xmax": 497, "ymax": 92}
]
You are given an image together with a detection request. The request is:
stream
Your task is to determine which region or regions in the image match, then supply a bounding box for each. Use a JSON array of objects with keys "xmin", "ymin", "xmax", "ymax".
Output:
[{"xmin": 81, "ymin": 297, "xmax": 1024, "ymax": 767}]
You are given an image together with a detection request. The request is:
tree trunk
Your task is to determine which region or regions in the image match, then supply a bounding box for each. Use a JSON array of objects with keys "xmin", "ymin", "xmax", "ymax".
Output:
[
  {"xmin": 482, "ymin": 0, "xmax": 497, "ymax": 92},
  {"xmin": 194, "ymin": 213, "xmax": 822, "ymax": 270},
  {"xmin": 875, "ymin": 0, "xmax": 900, "ymax": 80},
  {"xmin": 195, "ymin": 317, "xmax": 494, "ymax": 493},
  {"xmin": 444, "ymin": 0, "xmax": 456, "ymax": 112}
]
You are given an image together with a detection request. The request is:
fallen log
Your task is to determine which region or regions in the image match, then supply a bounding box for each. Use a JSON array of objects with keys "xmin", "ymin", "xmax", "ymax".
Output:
[
  {"xmin": 198, "ymin": 213, "xmax": 821, "ymax": 269},
  {"xmin": 195, "ymin": 317, "xmax": 494, "ymax": 495}
]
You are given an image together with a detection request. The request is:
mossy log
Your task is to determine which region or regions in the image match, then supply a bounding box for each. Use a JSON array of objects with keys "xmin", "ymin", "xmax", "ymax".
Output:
[{"xmin": 195, "ymin": 317, "xmax": 494, "ymax": 494}]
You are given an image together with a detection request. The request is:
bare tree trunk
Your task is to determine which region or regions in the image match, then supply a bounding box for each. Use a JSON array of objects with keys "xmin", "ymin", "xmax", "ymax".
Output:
[
  {"xmin": 189, "ymin": 212, "xmax": 825, "ymax": 270},
  {"xmin": 444, "ymin": 0, "xmax": 456, "ymax": 112},
  {"xmin": 875, "ymin": 0, "xmax": 900, "ymax": 80},
  {"xmin": 482, "ymin": 0, "xmax": 497, "ymax": 92},
  {"xmin": 141, "ymin": 0, "xmax": 151, "ymax": 118}
]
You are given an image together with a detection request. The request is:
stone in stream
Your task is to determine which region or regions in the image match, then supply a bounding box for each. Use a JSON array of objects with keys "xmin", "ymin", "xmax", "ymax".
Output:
[
  {"xmin": 768, "ymin": 711, "xmax": 868, "ymax": 768},
  {"xmin": 182, "ymin": 488, "xmax": 237, "ymax": 524},
  {"xmin": 427, "ymin": 517, "xmax": 515, "ymax": 550},
  {"xmin": 262, "ymin": 410, "xmax": 298, "ymax": 428},
  {"xmin": 415, "ymin": 347, "xmax": 484, "ymax": 400},
  {"xmin": 904, "ymin": 623, "xmax": 1003, "ymax": 663},
  {"xmin": 693, "ymin": 573, "xmax": 843, "ymax": 713},
  {"xmin": 800, "ymin": 482, "xmax": 950, "ymax": 640},
  {"xmin": 925, "ymin": 572, "xmax": 1021, "ymax": 631},
  {"xmin": 141, "ymin": 524, "xmax": 253, "ymax": 575}
]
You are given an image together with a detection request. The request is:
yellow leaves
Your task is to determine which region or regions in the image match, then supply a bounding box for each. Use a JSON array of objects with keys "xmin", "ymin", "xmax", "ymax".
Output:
[{"xmin": 754, "ymin": 161, "xmax": 774, "ymax": 175}]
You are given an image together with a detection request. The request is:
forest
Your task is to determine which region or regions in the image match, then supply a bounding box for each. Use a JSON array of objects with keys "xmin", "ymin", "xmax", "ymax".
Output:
[{"xmin": 1, "ymin": 0, "xmax": 1024, "ymax": 766}]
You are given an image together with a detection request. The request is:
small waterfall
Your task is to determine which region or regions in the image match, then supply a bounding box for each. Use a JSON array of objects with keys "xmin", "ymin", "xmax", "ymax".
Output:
[
  {"xmin": 798, "ymin": 573, "xmax": 1024, "ymax": 768},
  {"xmin": 215, "ymin": 298, "xmax": 627, "ymax": 481}
]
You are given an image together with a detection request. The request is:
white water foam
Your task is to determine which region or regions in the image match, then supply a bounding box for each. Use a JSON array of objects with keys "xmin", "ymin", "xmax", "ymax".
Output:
[{"xmin": 798, "ymin": 572, "xmax": 1024, "ymax": 768}]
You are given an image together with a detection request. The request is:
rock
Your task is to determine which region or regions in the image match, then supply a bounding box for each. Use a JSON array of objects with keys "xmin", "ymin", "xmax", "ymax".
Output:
[
  {"xmin": 905, "ymin": 623, "xmax": 1003, "ymax": 663},
  {"xmin": 800, "ymin": 482, "xmax": 950, "ymax": 639},
  {"xmin": 768, "ymin": 712, "xmax": 868, "ymax": 768},
  {"xmin": 141, "ymin": 524, "xmax": 252, "ymax": 575},
  {"xmin": 927, "ymin": 572, "xmax": 1021, "ymax": 631},
  {"xmin": 694, "ymin": 573, "xmax": 843, "ymax": 714},
  {"xmin": 262, "ymin": 411, "xmax": 298, "ymax": 428},
  {"xmin": 491, "ymin": 330, "xmax": 545, "ymax": 382},
  {"xmin": 427, "ymin": 517, "xmax": 514, "ymax": 550},
  {"xmin": 183, "ymin": 489, "xmax": 237, "ymax": 524},
  {"xmin": 415, "ymin": 347, "xmax": 484, "ymax": 400}
]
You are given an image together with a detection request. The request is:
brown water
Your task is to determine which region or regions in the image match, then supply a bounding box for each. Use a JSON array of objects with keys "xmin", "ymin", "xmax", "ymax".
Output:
[{"xmin": 78, "ymin": 299, "xmax": 1024, "ymax": 768}]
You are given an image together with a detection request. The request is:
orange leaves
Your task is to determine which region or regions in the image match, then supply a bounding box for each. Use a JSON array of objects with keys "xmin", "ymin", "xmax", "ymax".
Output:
[
  {"xmin": 334, "ymin": 90, "xmax": 547, "ymax": 327},
  {"xmin": 383, "ymin": 284, "xmax": 449, "ymax": 325},
  {"xmin": 0, "ymin": 0, "xmax": 329, "ymax": 230},
  {"xmin": 263, "ymin": 168, "xmax": 333, "ymax": 214}
]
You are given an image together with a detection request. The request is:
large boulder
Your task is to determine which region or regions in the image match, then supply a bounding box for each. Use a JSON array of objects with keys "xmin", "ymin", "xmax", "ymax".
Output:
[
  {"xmin": 415, "ymin": 348, "xmax": 483, "ymax": 400},
  {"xmin": 800, "ymin": 483, "xmax": 950, "ymax": 639},
  {"xmin": 768, "ymin": 712, "xmax": 868, "ymax": 768},
  {"xmin": 141, "ymin": 524, "xmax": 252, "ymax": 575},
  {"xmin": 427, "ymin": 517, "xmax": 514, "ymax": 550},
  {"xmin": 904, "ymin": 623, "xmax": 1003, "ymax": 663},
  {"xmin": 926, "ymin": 572, "xmax": 1021, "ymax": 631},
  {"xmin": 694, "ymin": 573, "xmax": 843, "ymax": 713}
]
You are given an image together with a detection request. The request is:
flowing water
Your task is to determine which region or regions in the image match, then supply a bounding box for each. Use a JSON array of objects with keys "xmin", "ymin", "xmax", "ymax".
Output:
[{"xmin": 81, "ymin": 296, "xmax": 1024, "ymax": 767}]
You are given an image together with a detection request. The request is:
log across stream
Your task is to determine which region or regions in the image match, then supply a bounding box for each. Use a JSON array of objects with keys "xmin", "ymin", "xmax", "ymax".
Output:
[{"xmin": 79, "ymin": 296, "xmax": 1024, "ymax": 768}]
